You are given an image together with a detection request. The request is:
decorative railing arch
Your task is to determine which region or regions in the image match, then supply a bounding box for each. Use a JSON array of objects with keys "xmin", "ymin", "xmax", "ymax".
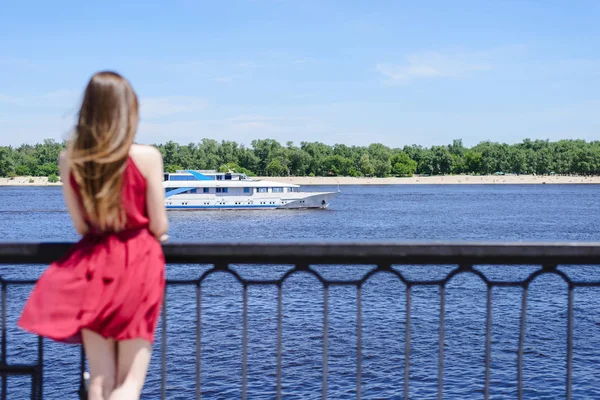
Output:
[{"xmin": 1, "ymin": 242, "xmax": 600, "ymax": 399}]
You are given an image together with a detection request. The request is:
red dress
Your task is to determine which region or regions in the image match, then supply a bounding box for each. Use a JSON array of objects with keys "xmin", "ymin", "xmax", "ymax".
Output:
[{"xmin": 18, "ymin": 157, "xmax": 166, "ymax": 344}]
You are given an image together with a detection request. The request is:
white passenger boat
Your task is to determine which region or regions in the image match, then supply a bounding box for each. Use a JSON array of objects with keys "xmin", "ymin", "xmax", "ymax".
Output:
[{"xmin": 163, "ymin": 170, "xmax": 339, "ymax": 210}]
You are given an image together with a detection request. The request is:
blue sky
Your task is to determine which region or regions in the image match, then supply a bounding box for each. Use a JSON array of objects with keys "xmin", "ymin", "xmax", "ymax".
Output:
[{"xmin": 1, "ymin": 0, "xmax": 599, "ymax": 148}]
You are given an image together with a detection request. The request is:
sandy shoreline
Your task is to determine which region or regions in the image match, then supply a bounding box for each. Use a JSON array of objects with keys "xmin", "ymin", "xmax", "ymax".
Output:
[
  {"xmin": 0, "ymin": 177, "xmax": 62, "ymax": 186},
  {"xmin": 257, "ymin": 175, "xmax": 600, "ymax": 185},
  {"xmin": 2, "ymin": 175, "xmax": 600, "ymax": 186}
]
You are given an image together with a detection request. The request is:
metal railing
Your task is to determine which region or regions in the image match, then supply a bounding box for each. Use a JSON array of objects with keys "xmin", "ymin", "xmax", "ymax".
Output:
[{"xmin": 2, "ymin": 241, "xmax": 600, "ymax": 399}]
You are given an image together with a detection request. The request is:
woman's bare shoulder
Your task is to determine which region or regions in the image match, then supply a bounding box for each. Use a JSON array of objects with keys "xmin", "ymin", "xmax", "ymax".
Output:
[
  {"xmin": 129, "ymin": 144, "xmax": 163, "ymax": 178},
  {"xmin": 58, "ymin": 150, "xmax": 69, "ymax": 174}
]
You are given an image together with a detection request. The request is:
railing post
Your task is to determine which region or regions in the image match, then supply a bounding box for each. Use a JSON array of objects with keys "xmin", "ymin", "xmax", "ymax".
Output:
[
  {"xmin": 566, "ymin": 285, "xmax": 574, "ymax": 400},
  {"xmin": 161, "ymin": 293, "xmax": 167, "ymax": 400},
  {"xmin": 196, "ymin": 282, "xmax": 202, "ymax": 400},
  {"xmin": 276, "ymin": 284, "xmax": 283, "ymax": 400},
  {"xmin": 2, "ymin": 281, "xmax": 7, "ymax": 400},
  {"xmin": 322, "ymin": 284, "xmax": 329, "ymax": 400},
  {"xmin": 517, "ymin": 283, "xmax": 528, "ymax": 400},
  {"xmin": 404, "ymin": 284, "xmax": 411, "ymax": 400},
  {"xmin": 356, "ymin": 284, "xmax": 362, "ymax": 400},
  {"xmin": 438, "ymin": 285, "xmax": 445, "ymax": 400},
  {"xmin": 484, "ymin": 285, "xmax": 492, "ymax": 400}
]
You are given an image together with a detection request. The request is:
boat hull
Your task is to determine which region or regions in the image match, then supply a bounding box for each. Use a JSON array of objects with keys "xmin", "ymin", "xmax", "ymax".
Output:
[{"xmin": 165, "ymin": 192, "xmax": 338, "ymax": 210}]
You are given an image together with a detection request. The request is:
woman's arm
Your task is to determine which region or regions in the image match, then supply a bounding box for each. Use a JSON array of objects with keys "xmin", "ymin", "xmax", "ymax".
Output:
[
  {"xmin": 142, "ymin": 146, "xmax": 169, "ymax": 240},
  {"xmin": 58, "ymin": 151, "xmax": 89, "ymax": 235}
]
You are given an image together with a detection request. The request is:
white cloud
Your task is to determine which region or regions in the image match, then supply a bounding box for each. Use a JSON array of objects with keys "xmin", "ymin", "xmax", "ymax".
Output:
[
  {"xmin": 43, "ymin": 89, "xmax": 80, "ymax": 106},
  {"xmin": 239, "ymin": 61, "xmax": 258, "ymax": 69},
  {"xmin": 140, "ymin": 96, "xmax": 208, "ymax": 119},
  {"xmin": 137, "ymin": 113, "xmax": 330, "ymax": 145},
  {"xmin": 376, "ymin": 51, "xmax": 492, "ymax": 84},
  {"xmin": 0, "ymin": 90, "xmax": 80, "ymax": 108},
  {"xmin": 0, "ymin": 113, "xmax": 74, "ymax": 145}
]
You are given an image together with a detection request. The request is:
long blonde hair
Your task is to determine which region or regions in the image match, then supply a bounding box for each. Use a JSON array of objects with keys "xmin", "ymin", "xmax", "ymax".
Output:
[{"xmin": 67, "ymin": 71, "xmax": 139, "ymax": 232}]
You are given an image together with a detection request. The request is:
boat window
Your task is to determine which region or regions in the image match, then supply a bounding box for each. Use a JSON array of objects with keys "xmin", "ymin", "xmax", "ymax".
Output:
[
  {"xmin": 216, "ymin": 188, "xmax": 229, "ymax": 193},
  {"xmin": 258, "ymin": 188, "xmax": 268, "ymax": 193},
  {"xmin": 272, "ymin": 187, "xmax": 283, "ymax": 193},
  {"xmin": 203, "ymin": 188, "xmax": 209, "ymax": 193},
  {"xmin": 244, "ymin": 187, "xmax": 250, "ymax": 193},
  {"xmin": 171, "ymin": 175, "xmax": 191, "ymax": 181}
]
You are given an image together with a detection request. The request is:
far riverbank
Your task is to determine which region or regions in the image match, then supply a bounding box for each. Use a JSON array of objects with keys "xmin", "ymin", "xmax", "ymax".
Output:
[{"xmin": 3, "ymin": 174, "xmax": 600, "ymax": 186}]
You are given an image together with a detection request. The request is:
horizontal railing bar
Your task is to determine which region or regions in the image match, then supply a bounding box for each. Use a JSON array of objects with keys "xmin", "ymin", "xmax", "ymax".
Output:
[
  {"xmin": 0, "ymin": 365, "xmax": 38, "ymax": 374},
  {"xmin": 2, "ymin": 241, "xmax": 600, "ymax": 265},
  {"xmin": 2, "ymin": 276, "xmax": 600, "ymax": 289},
  {"xmin": 3, "ymin": 279, "xmax": 597, "ymax": 288},
  {"xmin": 0, "ymin": 280, "xmax": 37, "ymax": 285}
]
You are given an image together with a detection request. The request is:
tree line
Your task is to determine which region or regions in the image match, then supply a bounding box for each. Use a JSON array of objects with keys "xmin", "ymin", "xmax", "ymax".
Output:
[{"xmin": 2, "ymin": 138, "xmax": 600, "ymax": 178}]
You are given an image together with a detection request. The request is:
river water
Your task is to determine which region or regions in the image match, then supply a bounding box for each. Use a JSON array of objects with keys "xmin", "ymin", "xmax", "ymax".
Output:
[{"xmin": 1, "ymin": 184, "xmax": 600, "ymax": 399}]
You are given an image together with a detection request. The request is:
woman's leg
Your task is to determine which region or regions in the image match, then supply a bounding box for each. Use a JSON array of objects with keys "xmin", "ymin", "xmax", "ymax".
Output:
[
  {"xmin": 109, "ymin": 339, "xmax": 152, "ymax": 400},
  {"xmin": 81, "ymin": 329, "xmax": 116, "ymax": 400}
]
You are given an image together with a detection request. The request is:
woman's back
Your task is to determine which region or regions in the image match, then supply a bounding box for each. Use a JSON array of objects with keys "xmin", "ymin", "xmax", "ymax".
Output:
[
  {"xmin": 63, "ymin": 143, "xmax": 168, "ymax": 237},
  {"xmin": 72, "ymin": 155, "xmax": 149, "ymax": 232},
  {"xmin": 70, "ymin": 144, "xmax": 166, "ymax": 235}
]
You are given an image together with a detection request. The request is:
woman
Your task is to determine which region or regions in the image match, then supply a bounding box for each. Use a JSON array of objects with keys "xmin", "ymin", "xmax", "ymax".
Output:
[{"xmin": 18, "ymin": 71, "xmax": 169, "ymax": 400}]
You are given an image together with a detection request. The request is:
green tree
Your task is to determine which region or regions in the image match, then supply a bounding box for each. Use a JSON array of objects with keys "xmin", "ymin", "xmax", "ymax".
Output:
[
  {"xmin": 368, "ymin": 143, "xmax": 392, "ymax": 162},
  {"xmin": 451, "ymin": 154, "xmax": 466, "ymax": 174},
  {"xmin": 197, "ymin": 139, "xmax": 220, "ymax": 170},
  {"xmin": 237, "ymin": 147, "xmax": 260, "ymax": 172},
  {"xmin": 287, "ymin": 147, "xmax": 311, "ymax": 176},
  {"xmin": 0, "ymin": 147, "xmax": 14, "ymax": 177},
  {"xmin": 390, "ymin": 152, "xmax": 417, "ymax": 176},
  {"xmin": 323, "ymin": 155, "xmax": 353, "ymax": 176},
  {"xmin": 218, "ymin": 141, "xmax": 240, "ymax": 166},
  {"xmin": 509, "ymin": 147, "xmax": 527, "ymax": 175},
  {"xmin": 15, "ymin": 164, "xmax": 30, "ymax": 176},
  {"xmin": 161, "ymin": 140, "xmax": 180, "ymax": 167},
  {"xmin": 432, "ymin": 146, "xmax": 454, "ymax": 175},
  {"xmin": 265, "ymin": 158, "xmax": 288, "ymax": 176},
  {"xmin": 253, "ymin": 139, "xmax": 282, "ymax": 175},
  {"xmin": 448, "ymin": 139, "xmax": 465, "ymax": 157},
  {"xmin": 358, "ymin": 154, "xmax": 375, "ymax": 176},
  {"xmin": 165, "ymin": 164, "xmax": 184, "ymax": 173},
  {"xmin": 38, "ymin": 162, "xmax": 58, "ymax": 176},
  {"xmin": 417, "ymin": 150, "xmax": 435, "ymax": 175},
  {"xmin": 373, "ymin": 159, "xmax": 391, "ymax": 178},
  {"xmin": 464, "ymin": 150, "xmax": 483, "ymax": 174},
  {"xmin": 301, "ymin": 141, "xmax": 331, "ymax": 176}
]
